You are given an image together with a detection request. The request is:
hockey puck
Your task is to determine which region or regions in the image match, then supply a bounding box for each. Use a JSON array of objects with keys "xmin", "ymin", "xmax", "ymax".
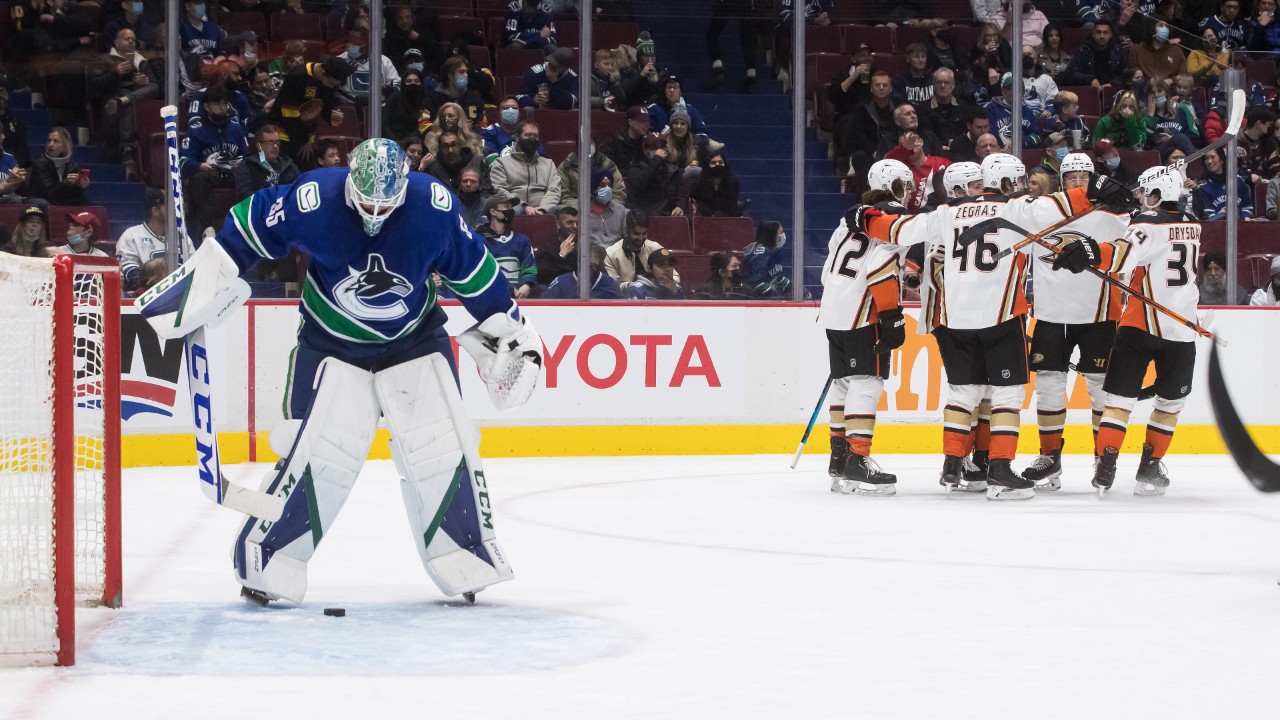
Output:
[{"xmin": 323, "ymin": 608, "xmax": 346, "ymax": 617}]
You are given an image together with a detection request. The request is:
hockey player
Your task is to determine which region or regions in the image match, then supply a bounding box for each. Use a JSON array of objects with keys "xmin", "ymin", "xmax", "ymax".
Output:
[
  {"xmin": 1018, "ymin": 152, "xmax": 1133, "ymax": 491},
  {"xmin": 821, "ymin": 159, "xmax": 910, "ymax": 496},
  {"xmin": 1053, "ymin": 165, "xmax": 1200, "ymax": 497},
  {"xmin": 142, "ymin": 138, "xmax": 541, "ymax": 604}
]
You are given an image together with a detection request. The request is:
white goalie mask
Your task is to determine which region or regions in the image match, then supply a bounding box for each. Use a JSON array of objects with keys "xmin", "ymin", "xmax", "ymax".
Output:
[
  {"xmin": 867, "ymin": 159, "xmax": 915, "ymax": 204},
  {"xmin": 943, "ymin": 161, "xmax": 983, "ymax": 198}
]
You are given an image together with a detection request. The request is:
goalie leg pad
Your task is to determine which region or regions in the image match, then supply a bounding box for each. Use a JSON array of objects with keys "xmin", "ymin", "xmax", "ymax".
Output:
[
  {"xmin": 374, "ymin": 353, "xmax": 514, "ymax": 598},
  {"xmin": 233, "ymin": 357, "xmax": 380, "ymax": 602}
]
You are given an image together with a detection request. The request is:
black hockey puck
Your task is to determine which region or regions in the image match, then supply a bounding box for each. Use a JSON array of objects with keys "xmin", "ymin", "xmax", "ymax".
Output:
[{"xmin": 323, "ymin": 608, "xmax": 346, "ymax": 617}]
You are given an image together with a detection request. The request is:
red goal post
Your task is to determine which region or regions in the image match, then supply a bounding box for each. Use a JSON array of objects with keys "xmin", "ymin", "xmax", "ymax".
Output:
[{"xmin": 1, "ymin": 254, "xmax": 122, "ymax": 667}]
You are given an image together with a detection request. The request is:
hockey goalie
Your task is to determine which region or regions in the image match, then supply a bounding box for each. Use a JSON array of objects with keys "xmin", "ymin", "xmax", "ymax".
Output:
[{"xmin": 139, "ymin": 138, "xmax": 542, "ymax": 605}]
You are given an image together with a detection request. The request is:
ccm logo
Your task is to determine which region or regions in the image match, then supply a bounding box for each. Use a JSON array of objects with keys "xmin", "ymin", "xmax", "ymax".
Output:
[{"xmin": 543, "ymin": 334, "xmax": 721, "ymax": 390}]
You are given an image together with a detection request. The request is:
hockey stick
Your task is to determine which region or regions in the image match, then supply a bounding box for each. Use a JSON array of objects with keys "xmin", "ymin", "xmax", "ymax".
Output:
[
  {"xmin": 790, "ymin": 376, "xmax": 834, "ymax": 469},
  {"xmin": 161, "ymin": 105, "xmax": 285, "ymax": 522},
  {"xmin": 958, "ymin": 88, "xmax": 1248, "ymax": 255},
  {"xmin": 1026, "ymin": 234, "xmax": 1227, "ymax": 347},
  {"xmin": 1208, "ymin": 344, "xmax": 1280, "ymax": 492}
]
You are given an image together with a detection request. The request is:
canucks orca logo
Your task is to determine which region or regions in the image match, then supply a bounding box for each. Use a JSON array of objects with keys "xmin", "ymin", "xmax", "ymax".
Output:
[{"xmin": 334, "ymin": 254, "xmax": 413, "ymax": 321}]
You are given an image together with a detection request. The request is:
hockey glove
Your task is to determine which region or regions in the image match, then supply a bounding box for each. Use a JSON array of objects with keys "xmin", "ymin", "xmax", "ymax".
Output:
[
  {"xmin": 458, "ymin": 309, "xmax": 544, "ymax": 411},
  {"xmin": 1087, "ymin": 174, "xmax": 1137, "ymax": 211},
  {"xmin": 842, "ymin": 204, "xmax": 882, "ymax": 234},
  {"xmin": 872, "ymin": 308, "xmax": 906, "ymax": 355},
  {"xmin": 1051, "ymin": 236, "xmax": 1102, "ymax": 274}
]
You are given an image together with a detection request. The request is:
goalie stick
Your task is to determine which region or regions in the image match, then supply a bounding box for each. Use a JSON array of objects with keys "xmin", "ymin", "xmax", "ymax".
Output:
[
  {"xmin": 160, "ymin": 104, "xmax": 285, "ymax": 522},
  {"xmin": 957, "ymin": 87, "xmax": 1248, "ymax": 255},
  {"xmin": 1208, "ymin": 344, "xmax": 1280, "ymax": 492},
  {"xmin": 790, "ymin": 376, "xmax": 834, "ymax": 469}
]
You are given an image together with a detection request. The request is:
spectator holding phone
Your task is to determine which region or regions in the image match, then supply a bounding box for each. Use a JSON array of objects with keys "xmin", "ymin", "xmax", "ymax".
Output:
[{"xmin": 30, "ymin": 127, "xmax": 89, "ymax": 207}]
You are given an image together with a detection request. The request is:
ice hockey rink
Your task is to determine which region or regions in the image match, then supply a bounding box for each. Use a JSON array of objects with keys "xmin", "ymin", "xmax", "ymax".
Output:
[{"xmin": 4, "ymin": 453, "xmax": 1280, "ymax": 719}]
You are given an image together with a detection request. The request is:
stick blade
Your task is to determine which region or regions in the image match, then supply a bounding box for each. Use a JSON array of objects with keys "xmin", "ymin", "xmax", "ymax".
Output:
[
  {"xmin": 1225, "ymin": 88, "xmax": 1246, "ymax": 137},
  {"xmin": 1208, "ymin": 344, "xmax": 1280, "ymax": 492}
]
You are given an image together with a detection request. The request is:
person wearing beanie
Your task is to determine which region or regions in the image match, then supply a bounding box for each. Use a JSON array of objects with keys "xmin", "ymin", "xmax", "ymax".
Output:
[
  {"xmin": 645, "ymin": 75, "xmax": 709, "ymax": 136},
  {"xmin": 584, "ymin": 164, "xmax": 627, "ymax": 248},
  {"xmin": 517, "ymin": 47, "xmax": 579, "ymax": 109},
  {"xmin": 554, "ymin": 141, "xmax": 627, "ymax": 210},
  {"xmin": 1251, "ymin": 257, "xmax": 1280, "ymax": 306}
]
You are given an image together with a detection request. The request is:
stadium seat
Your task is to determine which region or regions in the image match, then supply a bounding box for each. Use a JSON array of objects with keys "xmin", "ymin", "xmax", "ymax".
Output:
[
  {"xmin": 805, "ymin": 25, "xmax": 843, "ymax": 55},
  {"xmin": 270, "ymin": 14, "xmax": 323, "ymax": 42},
  {"xmin": 692, "ymin": 216, "xmax": 755, "ymax": 253},
  {"xmin": 434, "ymin": 0, "xmax": 475, "ymax": 15},
  {"xmin": 511, "ymin": 213, "xmax": 557, "ymax": 247},
  {"xmin": 591, "ymin": 111, "xmax": 627, "ymax": 146},
  {"xmin": 223, "ymin": 12, "xmax": 267, "ymax": 40},
  {"xmin": 677, "ymin": 253, "xmax": 713, "ymax": 290},
  {"xmin": 438, "ymin": 16, "xmax": 484, "ymax": 44},
  {"xmin": 323, "ymin": 13, "xmax": 342, "ymax": 42},
  {"xmin": 1059, "ymin": 86, "xmax": 1101, "ymax": 116},
  {"xmin": 554, "ymin": 21, "xmax": 639, "ymax": 50},
  {"xmin": 872, "ymin": 53, "xmax": 907, "ymax": 77},
  {"xmin": 1256, "ymin": 182, "xmax": 1269, "ymax": 219},
  {"xmin": 805, "ymin": 53, "xmax": 848, "ymax": 96},
  {"xmin": 893, "ymin": 26, "xmax": 932, "ymax": 54},
  {"xmin": 533, "ymin": 109, "xmax": 578, "ymax": 142},
  {"xmin": 843, "ymin": 26, "xmax": 894, "ymax": 56},
  {"xmin": 646, "ymin": 215, "xmax": 693, "ymax": 253},
  {"xmin": 496, "ymin": 47, "xmax": 547, "ymax": 81},
  {"xmin": 487, "ymin": 16, "xmax": 507, "ymax": 46},
  {"xmin": 1199, "ymin": 220, "xmax": 1225, "ymax": 254},
  {"xmin": 949, "ymin": 26, "xmax": 982, "ymax": 53},
  {"xmin": 1117, "ymin": 150, "xmax": 1159, "ymax": 172},
  {"xmin": 476, "ymin": 0, "xmax": 509, "ymax": 18},
  {"xmin": 467, "ymin": 45, "xmax": 493, "ymax": 72},
  {"xmin": 1238, "ymin": 222, "xmax": 1276, "ymax": 255},
  {"xmin": 314, "ymin": 105, "xmax": 360, "ymax": 137},
  {"xmin": 544, "ymin": 140, "xmax": 575, "ymax": 164},
  {"xmin": 265, "ymin": 39, "xmax": 324, "ymax": 63},
  {"xmin": 1247, "ymin": 58, "xmax": 1278, "ymax": 89},
  {"xmin": 1059, "ymin": 27, "xmax": 1091, "ymax": 51}
]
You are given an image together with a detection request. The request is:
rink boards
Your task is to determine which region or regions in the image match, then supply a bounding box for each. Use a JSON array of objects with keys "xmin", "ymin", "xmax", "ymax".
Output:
[{"xmin": 117, "ymin": 301, "xmax": 1280, "ymax": 466}]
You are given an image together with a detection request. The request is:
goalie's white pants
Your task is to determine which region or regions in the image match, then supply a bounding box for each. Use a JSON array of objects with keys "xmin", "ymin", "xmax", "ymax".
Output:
[{"xmin": 233, "ymin": 354, "xmax": 512, "ymax": 602}]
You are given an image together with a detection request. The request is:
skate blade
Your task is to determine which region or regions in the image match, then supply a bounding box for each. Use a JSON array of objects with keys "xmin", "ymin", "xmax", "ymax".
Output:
[
  {"xmin": 841, "ymin": 482, "xmax": 897, "ymax": 497},
  {"xmin": 1094, "ymin": 484, "xmax": 1110, "ymax": 500},
  {"xmin": 1033, "ymin": 478, "xmax": 1062, "ymax": 492},
  {"xmin": 829, "ymin": 478, "xmax": 847, "ymax": 493},
  {"xmin": 955, "ymin": 480, "xmax": 988, "ymax": 493},
  {"xmin": 1133, "ymin": 482, "xmax": 1167, "ymax": 497},
  {"xmin": 986, "ymin": 486, "xmax": 1034, "ymax": 501}
]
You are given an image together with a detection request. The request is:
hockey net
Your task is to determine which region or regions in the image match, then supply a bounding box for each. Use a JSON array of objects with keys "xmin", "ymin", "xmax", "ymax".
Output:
[{"xmin": 0, "ymin": 254, "xmax": 121, "ymax": 667}]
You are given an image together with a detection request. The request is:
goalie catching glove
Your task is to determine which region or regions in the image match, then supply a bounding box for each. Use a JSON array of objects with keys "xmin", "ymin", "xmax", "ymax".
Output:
[{"xmin": 457, "ymin": 308, "xmax": 544, "ymax": 411}]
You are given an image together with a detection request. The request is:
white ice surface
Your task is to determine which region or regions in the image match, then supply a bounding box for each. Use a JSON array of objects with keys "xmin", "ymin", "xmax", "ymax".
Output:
[{"xmin": 3, "ymin": 454, "xmax": 1280, "ymax": 719}]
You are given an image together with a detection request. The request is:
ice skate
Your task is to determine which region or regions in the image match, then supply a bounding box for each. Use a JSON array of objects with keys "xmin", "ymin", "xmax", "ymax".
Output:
[
  {"xmin": 939, "ymin": 455, "xmax": 964, "ymax": 496},
  {"xmin": 828, "ymin": 435, "xmax": 850, "ymax": 485},
  {"xmin": 1134, "ymin": 444, "xmax": 1171, "ymax": 496},
  {"xmin": 1022, "ymin": 449, "xmax": 1062, "ymax": 491},
  {"xmin": 240, "ymin": 585, "xmax": 276, "ymax": 607},
  {"xmin": 957, "ymin": 452, "xmax": 988, "ymax": 492},
  {"xmin": 1092, "ymin": 446, "xmax": 1119, "ymax": 499},
  {"xmin": 985, "ymin": 459, "xmax": 1034, "ymax": 501},
  {"xmin": 839, "ymin": 455, "xmax": 897, "ymax": 496}
]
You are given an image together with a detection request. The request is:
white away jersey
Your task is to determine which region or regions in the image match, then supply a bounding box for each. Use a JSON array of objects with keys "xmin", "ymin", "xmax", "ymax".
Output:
[
  {"xmin": 818, "ymin": 219, "xmax": 901, "ymax": 330},
  {"xmin": 1097, "ymin": 209, "xmax": 1201, "ymax": 342},
  {"xmin": 1002, "ymin": 191, "xmax": 1131, "ymax": 324}
]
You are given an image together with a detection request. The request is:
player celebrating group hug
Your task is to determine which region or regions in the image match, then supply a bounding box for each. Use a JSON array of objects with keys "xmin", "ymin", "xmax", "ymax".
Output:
[{"xmin": 824, "ymin": 149, "xmax": 1205, "ymax": 501}]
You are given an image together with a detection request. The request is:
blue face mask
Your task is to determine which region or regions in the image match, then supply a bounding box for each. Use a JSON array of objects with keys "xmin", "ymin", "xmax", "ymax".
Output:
[
  {"xmin": 776, "ymin": 232, "xmax": 787, "ymax": 249},
  {"xmin": 596, "ymin": 186, "xmax": 613, "ymax": 204},
  {"xmin": 1155, "ymin": 95, "xmax": 1167, "ymax": 108},
  {"xmin": 130, "ymin": 1, "xmax": 144, "ymax": 15},
  {"xmin": 1155, "ymin": 25, "xmax": 1170, "ymax": 41},
  {"xmin": 500, "ymin": 107, "xmax": 519, "ymax": 125},
  {"xmin": 347, "ymin": 45, "xmax": 361, "ymax": 58},
  {"xmin": 192, "ymin": 3, "xmax": 205, "ymax": 17},
  {"xmin": 67, "ymin": 232, "xmax": 82, "ymax": 246},
  {"xmin": 1054, "ymin": 147, "xmax": 1070, "ymax": 161},
  {"xmin": 1105, "ymin": 155, "xmax": 1121, "ymax": 170},
  {"xmin": 454, "ymin": 74, "xmax": 469, "ymax": 90}
]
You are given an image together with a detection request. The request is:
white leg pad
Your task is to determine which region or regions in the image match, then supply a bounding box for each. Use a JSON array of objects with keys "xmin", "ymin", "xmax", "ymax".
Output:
[
  {"xmin": 374, "ymin": 353, "xmax": 513, "ymax": 598},
  {"xmin": 234, "ymin": 357, "xmax": 380, "ymax": 603}
]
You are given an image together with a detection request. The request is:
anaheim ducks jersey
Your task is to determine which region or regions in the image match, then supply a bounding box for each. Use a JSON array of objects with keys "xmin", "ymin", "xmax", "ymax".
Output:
[
  {"xmin": 868, "ymin": 194, "xmax": 1028, "ymax": 330},
  {"xmin": 818, "ymin": 217, "xmax": 902, "ymax": 330},
  {"xmin": 1002, "ymin": 189, "xmax": 1130, "ymax": 325},
  {"xmin": 1095, "ymin": 208, "xmax": 1201, "ymax": 342}
]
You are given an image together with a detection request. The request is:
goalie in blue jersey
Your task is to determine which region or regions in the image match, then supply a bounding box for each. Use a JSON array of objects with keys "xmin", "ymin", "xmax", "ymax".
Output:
[{"xmin": 143, "ymin": 138, "xmax": 543, "ymax": 605}]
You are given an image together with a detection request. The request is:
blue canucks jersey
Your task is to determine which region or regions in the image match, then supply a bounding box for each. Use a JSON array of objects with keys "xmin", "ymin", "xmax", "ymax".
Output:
[{"xmin": 216, "ymin": 168, "xmax": 513, "ymax": 347}]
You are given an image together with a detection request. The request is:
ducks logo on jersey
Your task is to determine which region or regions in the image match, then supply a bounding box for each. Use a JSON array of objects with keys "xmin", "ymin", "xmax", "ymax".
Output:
[{"xmin": 335, "ymin": 253, "xmax": 413, "ymax": 321}]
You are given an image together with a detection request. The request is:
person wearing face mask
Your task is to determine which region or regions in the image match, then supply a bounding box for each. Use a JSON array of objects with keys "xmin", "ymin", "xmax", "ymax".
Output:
[
  {"xmin": 741, "ymin": 219, "xmax": 792, "ymax": 297},
  {"xmin": 423, "ymin": 56, "xmax": 488, "ymax": 134},
  {"xmin": 104, "ymin": 0, "xmax": 157, "ymax": 52},
  {"xmin": 1249, "ymin": 0, "xmax": 1280, "ymax": 56},
  {"xmin": 179, "ymin": 84, "xmax": 250, "ymax": 234},
  {"xmin": 1091, "ymin": 138, "xmax": 1137, "ymax": 186},
  {"xmin": 1198, "ymin": 253, "xmax": 1249, "ymax": 305},
  {"xmin": 516, "ymin": 47, "xmax": 579, "ymax": 110},
  {"xmin": 382, "ymin": 68, "xmax": 429, "ymax": 140},
  {"xmin": 1130, "ymin": 21, "xmax": 1187, "ymax": 83},
  {"xmin": 234, "ymin": 124, "xmax": 298, "ymax": 201},
  {"xmin": 332, "ymin": 29, "xmax": 401, "ymax": 105},
  {"xmin": 50, "ymin": 211, "xmax": 108, "ymax": 257},
  {"xmin": 477, "ymin": 191, "xmax": 538, "ymax": 299},
  {"xmin": 689, "ymin": 152, "xmax": 741, "ymax": 217},
  {"xmin": 1038, "ymin": 131, "xmax": 1071, "ymax": 177},
  {"xmin": 694, "ymin": 251, "xmax": 754, "ymax": 300},
  {"xmin": 506, "ymin": 0, "xmax": 556, "ymax": 50},
  {"xmin": 1146, "ymin": 79, "xmax": 1201, "ymax": 148},
  {"xmin": 555, "ymin": 142, "xmax": 627, "ymax": 210},
  {"xmin": 1249, "ymin": 257, "xmax": 1280, "ymax": 306},
  {"xmin": 481, "ymin": 96, "xmax": 524, "ymax": 163},
  {"xmin": 179, "ymin": 0, "xmax": 226, "ymax": 59},
  {"xmin": 490, "ymin": 120, "xmax": 562, "ymax": 214},
  {"xmin": 1, "ymin": 205, "xmax": 50, "ymax": 257},
  {"xmin": 583, "ymin": 167, "xmax": 627, "ymax": 248}
]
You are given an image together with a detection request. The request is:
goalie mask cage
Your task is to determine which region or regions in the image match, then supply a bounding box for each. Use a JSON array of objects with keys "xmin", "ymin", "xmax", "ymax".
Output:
[{"xmin": 0, "ymin": 254, "xmax": 121, "ymax": 667}]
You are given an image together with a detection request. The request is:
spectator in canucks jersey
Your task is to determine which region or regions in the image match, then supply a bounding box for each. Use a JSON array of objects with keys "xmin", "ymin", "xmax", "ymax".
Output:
[{"xmin": 477, "ymin": 191, "xmax": 538, "ymax": 298}]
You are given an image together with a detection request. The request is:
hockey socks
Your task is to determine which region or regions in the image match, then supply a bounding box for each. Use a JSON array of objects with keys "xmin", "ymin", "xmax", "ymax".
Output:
[{"xmin": 1145, "ymin": 409, "xmax": 1179, "ymax": 459}]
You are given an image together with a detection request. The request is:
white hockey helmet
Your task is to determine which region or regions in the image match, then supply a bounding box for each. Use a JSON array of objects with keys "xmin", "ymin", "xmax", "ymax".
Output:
[
  {"xmin": 942, "ymin": 161, "xmax": 983, "ymax": 198},
  {"xmin": 346, "ymin": 138, "xmax": 411, "ymax": 236},
  {"xmin": 867, "ymin": 159, "xmax": 915, "ymax": 203},
  {"xmin": 981, "ymin": 152, "xmax": 1026, "ymax": 192},
  {"xmin": 1136, "ymin": 164, "xmax": 1184, "ymax": 207},
  {"xmin": 1058, "ymin": 152, "xmax": 1094, "ymax": 180}
]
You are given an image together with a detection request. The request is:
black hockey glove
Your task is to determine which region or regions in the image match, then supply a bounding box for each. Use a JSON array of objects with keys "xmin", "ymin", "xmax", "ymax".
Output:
[
  {"xmin": 1087, "ymin": 174, "xmax": 1137, "ymax": 211},
  {"xmin": 872, "ymin": 308, "xmax": 906, "ymax": 355},
  {"xmin": 1052, "ymin": 236, "xmax": 1102, "ymax": 274},
  {"xmin": 843, "ymin": 204, "xmax": 882, "ymax": 234}
]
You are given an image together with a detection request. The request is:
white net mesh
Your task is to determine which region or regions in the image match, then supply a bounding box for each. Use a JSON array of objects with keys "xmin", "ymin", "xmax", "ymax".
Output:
[{"xmin": 0, "ymin": 256, "xmax": 110, "ymax": 662}]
